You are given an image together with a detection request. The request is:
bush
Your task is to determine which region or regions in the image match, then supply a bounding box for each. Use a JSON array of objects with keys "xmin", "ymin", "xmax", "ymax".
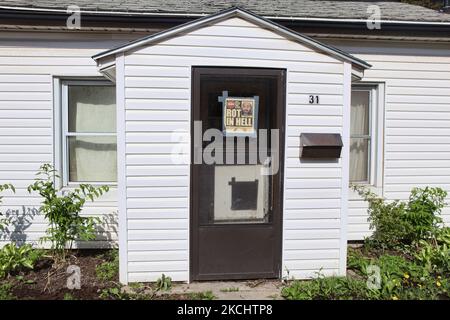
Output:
[
  {"xmin": 435, "ymin": 227, "xmax": 450, "ymax": 245},
  {"xmin": 282, "ymin": 274, "xmax": 376, "ymax": 300},
  {"xmin": 406, "ymin": 187, "xmax": 447, "ymax": 243},
  {"xmin": 0, "ymin": 283, "xmax": 15, "ymax": 300},
  {"xmin": 352, "ymin": 185, "xmax": 447, "ymax": 249},
  {"xmin": 0, "ymin": 243, "xmax": 42, "ymax": 278},
  {"xmin": 415, "ymin": 240, "xmax": 450, "ymax": 275},
  {"xmin": 28, "ymin": 164, "xmax": 109, "ymax": 259},
  {"xmin": 348, "ymin": 249, "xmax": 448, "ymax": 300}
]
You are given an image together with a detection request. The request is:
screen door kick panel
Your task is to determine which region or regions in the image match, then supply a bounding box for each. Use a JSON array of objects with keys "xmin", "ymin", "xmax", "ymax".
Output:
[{"xmin": 191, "ymin": 67, "xmax": 285, "ymax": 281}]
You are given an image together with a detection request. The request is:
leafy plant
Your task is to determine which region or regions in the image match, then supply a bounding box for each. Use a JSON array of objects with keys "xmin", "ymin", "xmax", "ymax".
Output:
[
  {"xmin": 188, "ymin": 291, "xmax": 216, "ymax": 300},
  {"xmin": 0, "ymin": 243, "xmax": 42, "ymax": 278},
  {"xmin": 129, "ymin": 282, "xmax": 144, "ymax": 290},
  {"xmin": 63, "ymin": 292, "xmax": 77, "ymax": 300},
  {"xmin": 405, "ymin": 187, "xmax": 446, "ymax": 243},
  {"xmin": 99, "ymin": 286, "xmax": 123, "ymax": 299},
  {"xmin": 27, "ymin": 164, "xmax": 109, "ymax": 259},
  {"xmin": 14, "ymin": 275, "xmax": 35, "ymax": 285},
  {"xmin": 156, "ymin": 273, "xmax": 172, "ymax": 291},
  {"xmin": 0, "ymin": 283, "xmax": 15, "ymax": 300},
  {"xmin": 282, "ymin": 275, "xmax": 375, "ymax": 300},
  {"xmin": 96, "ymin": 250, "xmax": 119, "ymax": 282},
  {"xmin": 415, "ymin": 240, "xmax": 450, "ymax": 275},
  {"xmin": 0, "ymin": 184, "xmax": 15, "ymax": 231},
  {"xmin": 99, "ymin": 285, "xmax": 153, "ymax": 300},
  {"xmin": 435, "ymin": 227, "xmax": 450, "ymax": 246},
  {"xmin": 352, "ymin": 185, "xmax": 447, "ymax": 249},
  {"xmin": 373, "ymin": 255, "xmax": 427, "ymax": 299},
  {"xmin": 347, "ymin": 248, "xmax": 371, "ymax": 274},
  {"xmin": 348, "ymin": 249, "xmax": 449, "ymax": 300}
]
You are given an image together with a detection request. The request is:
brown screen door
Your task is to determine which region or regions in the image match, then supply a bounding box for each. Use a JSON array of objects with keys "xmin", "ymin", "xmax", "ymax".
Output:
[{"xmin": 191, "ymin": 67, "xmax": 285, "ymax": 281}]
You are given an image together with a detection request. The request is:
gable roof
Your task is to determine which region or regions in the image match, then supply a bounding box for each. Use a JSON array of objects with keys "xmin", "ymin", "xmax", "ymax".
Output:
[
  {"xmin": 92, "ymin": 7, "xmax": 371, "ymax": 70},
  {"xmin": 1, "ymin": 0, "xmax": 450, "ymax": 24}
]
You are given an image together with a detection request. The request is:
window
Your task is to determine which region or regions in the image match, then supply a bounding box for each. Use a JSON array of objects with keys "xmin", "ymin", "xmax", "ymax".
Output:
[
  {"xmin": 350, "ymin": 84, "xmax": 383, "ymax": 185},
  {"xmin": 61, "ymin": 80, "xmax": 117, "ymax": 185}
]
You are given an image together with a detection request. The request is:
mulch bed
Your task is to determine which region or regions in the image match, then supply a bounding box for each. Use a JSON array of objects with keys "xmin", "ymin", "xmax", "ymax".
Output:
[{"xmin": 4, "ymin": 250, "xmax": 114, "ymax": 300}]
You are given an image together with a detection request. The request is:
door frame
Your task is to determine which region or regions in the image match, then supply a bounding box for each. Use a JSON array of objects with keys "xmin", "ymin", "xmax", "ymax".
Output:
[{"xmin": 189, "ymin": 66, "xmax": 286, "ymax": 281}]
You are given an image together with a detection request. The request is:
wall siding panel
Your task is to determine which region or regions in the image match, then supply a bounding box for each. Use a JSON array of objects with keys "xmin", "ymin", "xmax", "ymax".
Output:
[{"xmin": 0, "ymin": 32, "xmax": 137, "ymax": 247}]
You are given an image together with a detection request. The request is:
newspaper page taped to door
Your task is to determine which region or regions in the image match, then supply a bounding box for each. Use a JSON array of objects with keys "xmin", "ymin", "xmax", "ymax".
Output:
[{"xmin": 223, "ymin": 97, "xmax": 258, "ymax": 137}]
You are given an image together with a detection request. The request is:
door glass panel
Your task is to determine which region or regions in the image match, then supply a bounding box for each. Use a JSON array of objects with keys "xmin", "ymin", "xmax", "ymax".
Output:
[
  {"xmin": 213, "ymin": 165, "xmax": 270, "ymax": 224},
  {"xmin": 197, "ymin": 74, "xmax": 277, "ymax": 225}
]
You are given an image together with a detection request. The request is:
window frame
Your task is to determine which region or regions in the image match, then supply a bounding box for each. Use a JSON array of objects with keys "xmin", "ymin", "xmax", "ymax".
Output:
[
  {"xmin": 60, "ymin": 79, "xmax": 117, "ymax": 187},
  {"xmin": 350, "ymin": 83, "xmax": 384, "ymax": 188}
]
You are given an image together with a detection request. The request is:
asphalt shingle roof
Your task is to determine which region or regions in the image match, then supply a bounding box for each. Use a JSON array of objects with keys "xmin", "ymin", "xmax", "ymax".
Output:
[{"xmin": 1, "ymin": 0, "xmax": 450, "ymax": 23}]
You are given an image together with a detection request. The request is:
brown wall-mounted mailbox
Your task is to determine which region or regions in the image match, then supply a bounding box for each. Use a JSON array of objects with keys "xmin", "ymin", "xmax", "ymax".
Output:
[{"xmin": 300, "ymin": 133, "xmax": 343, "ymax": 159}]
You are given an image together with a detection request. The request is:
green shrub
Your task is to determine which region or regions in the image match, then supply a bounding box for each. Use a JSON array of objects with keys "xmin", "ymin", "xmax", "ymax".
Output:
[
  {"xmin": 414, "ymin": 227, "xmax": 450, "ymax": 275},
  {"xmin": 0, "ymin": 283, "xmax": 15, "ymax": 300},
  {"xmin": 372, "ymin": 255, "xmax": 428, "ymax": 299},
  {"xmin": 350, "ymin": 185, "xmax": 449, "ymax": 299},
  {"xmin": 352, "ymin": 185, "xmax": 447, "ymax": 249},
  {"xmin": 96, "ymin": 250, "xmax": 119, "ymax": 282},
  {"xmin": 347, "ymin": 248, "xmax": 371, "ymax": 273},
  {"xmin": 405, "ymin": 187, "xmax": 447, "ymax": 243},
  {"xmin": 282, "ymin": 275, "xmax": 376, "ymax": 300},
  {"xmin": 435, "ymin": 227, "xmax": 450, "ymax": 246},
  {"xmin": 415, "ymin": 240, "xmax": 450, "ymax": 275},
  {"xmin": 0, "ymin": 243, "xmax": 42, "ymax": 278},
  {"xmin": 99, "ymin": 286, "xmax": 124, "ymax": 300},
  {"xmin": 28, "ymin": 164, "xmax": 109, "ymax": 259},
  {"xmin": 348, "ymin": 250, "xmax": 448, "ymax": 300}
]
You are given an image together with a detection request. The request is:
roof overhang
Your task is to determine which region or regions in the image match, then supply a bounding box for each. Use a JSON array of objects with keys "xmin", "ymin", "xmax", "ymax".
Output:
[
  {"xmin": 92, "ymin": 7, "xmax": 371, "ymax": 71},
  {"xmin": 2, "ymin": 5, "xmax": 450, "ymax": 27}
]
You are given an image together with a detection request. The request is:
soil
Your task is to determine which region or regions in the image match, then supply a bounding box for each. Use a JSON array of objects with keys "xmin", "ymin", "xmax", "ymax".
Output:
[
  {"xmin": 0, "ymin": 250, "xmax": 211, "ymax": 300},
  {"xmin": 4, "ymin": 250, "xmax": 116, "ymax": 300}
]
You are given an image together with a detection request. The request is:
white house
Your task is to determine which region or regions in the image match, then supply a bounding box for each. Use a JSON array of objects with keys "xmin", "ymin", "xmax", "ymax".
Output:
[{"xmin": 0, "ymin": 1, "xmax": 450, "ymax": 284}]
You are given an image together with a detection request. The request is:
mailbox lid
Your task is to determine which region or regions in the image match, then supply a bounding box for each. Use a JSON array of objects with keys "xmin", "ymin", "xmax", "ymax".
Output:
[
  {"xmin": 300, "ymin": 133, "xmax": 343, "ymax": 147},
  {"xmin": 300, "ymin": 133, "xmax": 343, "ymax": 158}
]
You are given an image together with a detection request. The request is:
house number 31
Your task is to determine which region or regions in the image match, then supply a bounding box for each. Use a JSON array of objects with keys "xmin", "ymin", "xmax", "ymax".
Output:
[{"xmin": 309, "ymin": 95, "xmax": 319, "ymax": 104}]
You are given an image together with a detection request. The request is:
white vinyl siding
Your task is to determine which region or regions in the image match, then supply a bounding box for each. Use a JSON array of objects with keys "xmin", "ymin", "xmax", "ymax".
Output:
[
  {"xmin": 0, "ymin": 32, "xmax": 142, "ymax": 247},
  {"xmin": 328, "ymin": 40, "xmax": 450, "ymax": 240},
  {"xmin": 122, "ymin": 17, "xmax": 348, "ymax": 282}
]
